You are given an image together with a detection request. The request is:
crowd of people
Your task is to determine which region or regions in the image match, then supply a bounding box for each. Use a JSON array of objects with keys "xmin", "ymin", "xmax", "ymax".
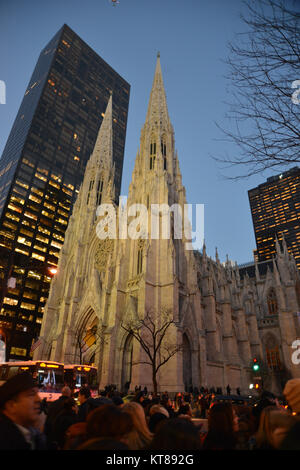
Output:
[{"xmin": 0, "ymin": 372, "xmax": 300, "ymax": 451}]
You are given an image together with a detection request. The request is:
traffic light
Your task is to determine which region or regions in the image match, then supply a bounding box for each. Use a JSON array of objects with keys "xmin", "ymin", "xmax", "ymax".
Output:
[{"xmin": 252, "ymin": 358, "xmax": 260, "ymax": 372}]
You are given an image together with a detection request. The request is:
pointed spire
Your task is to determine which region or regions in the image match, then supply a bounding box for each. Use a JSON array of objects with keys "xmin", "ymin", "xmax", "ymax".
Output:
[
  {"xmin": 272, "ymin": 257, "xmax": 281, "ymax": 285},
  {"xmin": 215, "ymin": 247, "xmax": 220, "ymax": 264},
  {"xmin": 145, "ymin": 54, "xmax": 170, "ymax": 127},
  {"xmin": 255, "ymin": 260, "xmax": 260, "ymax": 281},
  {"xmin": 90, "ymin": 94, "xmax": 113, "ymax": 171},
  {"xmin": 275, "ymin": 235, "xmax": 281, "ymax": 256},
  {"xmin": 282, "ymin": 233, "xmax": 289, "ymax": 257}
]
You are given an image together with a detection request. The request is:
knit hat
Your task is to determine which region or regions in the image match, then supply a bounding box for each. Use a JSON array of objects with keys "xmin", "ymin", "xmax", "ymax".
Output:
[
  {"xmin": 283, "ymin": 379, "xmax": 300, "ymax": 413},
  {"xmin": 0, "ymin": 372, "xmax": 38, "ymax": 408}
]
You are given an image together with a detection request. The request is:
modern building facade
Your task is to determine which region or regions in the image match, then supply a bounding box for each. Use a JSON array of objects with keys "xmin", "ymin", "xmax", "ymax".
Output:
[
  {"xmin": 35, "ymin": 56, "xmax": 300, "ymax": 395},
  {"xmin": 0, "ymin": 24, "xmax": 130, "ymax": 360},
  {"xmin": 248, "ymin": 167, "xmax": 300, "ymax": 270}
]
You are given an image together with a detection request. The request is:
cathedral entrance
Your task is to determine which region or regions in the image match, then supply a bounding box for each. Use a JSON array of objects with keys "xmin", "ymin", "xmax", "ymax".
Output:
[
  {"xmin": 121, "ymin": 333, "xmax": 133, "ymax": 393},
  {"xmin": 183, "ymin": 333, "xmax": 193, "ymax": 392}
]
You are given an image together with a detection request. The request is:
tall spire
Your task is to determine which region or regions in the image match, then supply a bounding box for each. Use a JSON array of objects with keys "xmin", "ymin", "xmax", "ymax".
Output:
[
  {"xmin": 90, "ymin": 93, "xmax": 113, "ymax": 171},
  {"xmin": 145, "ymin": 54, "xmax": 170, "ymax": 127}
]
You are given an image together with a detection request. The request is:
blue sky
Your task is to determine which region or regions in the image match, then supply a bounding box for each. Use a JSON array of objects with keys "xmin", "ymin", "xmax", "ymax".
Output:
[{"xmin": 0, "ymin": 0, "xmax": 290, "ymax": 265}]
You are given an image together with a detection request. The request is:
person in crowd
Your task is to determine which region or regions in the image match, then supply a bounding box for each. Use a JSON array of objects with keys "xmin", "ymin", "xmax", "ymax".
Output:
[
  {"xmin": 251, "ymin": 390, "xmax": 279, "ymax": 430},
  {"xmin": 176, "ymin": 403, "xmax": 192, "ymax": 419},
  {"xmin": 148, "ymin": 412, "xmax": 168, "ymax": 433},
  {"xmin": 77, "ymin": 387, "xmax": 93, "ymax": 422},
  {"xmin": 251, "ymin": 406, "xmax": 297, "ymax": 450},
  {"xmin": 283, "ymin": 378, "xmax": 300, "ymax": 417},
  {"xmin": 199, "ymin": 394, "xmax": 208, "ymax": 418},
  {"xmin": 44, "ymin": 385, "xmax": 72, "ymax": 448},
  {"xmin": 147, "ymin": 418, "xmax": 202, "ymax": 450},
  {"xmin": 64, "ymin": 421, "xmax": 88, "ymax": 450},
  {"xmin": 122, "ymin": 401, "xmax": 154, "ymax": 449},
  {"xmin": 202, "ymin": 401, "xmax": 239, "ymax": 450},
  {"xmin": 133, "ymin": 390, "xmax": 145, "ymax": 406},
  {"xmin": 148, "ymin": 404, "xmax": 169, "ymax": 418},
  {"xmin": 0, "ymin": 372, "xmax": 46, "ymax": 450},
  {"xmin": 52, "ymin": 397, "xmax": 79, "ymax": 449},
  {"xmin": 84, "ymin": 403, "xmax": 133, "ymax": 447},
  {"xmin": 111, "ymin": 394, "xmax": 124, "ymax": 406},
  {"xmin": 234, "ymin": 405, "xmax": 257, "ymax": 450},
  {"xmin": 160, "ymin": 396, "xmax": 176, "ymax": 418}
]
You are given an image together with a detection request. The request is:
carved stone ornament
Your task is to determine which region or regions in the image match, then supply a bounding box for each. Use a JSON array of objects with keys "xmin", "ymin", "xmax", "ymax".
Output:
[{"xmin": 94, "ymin": 238, "xmax": 114, "ymax": 272}]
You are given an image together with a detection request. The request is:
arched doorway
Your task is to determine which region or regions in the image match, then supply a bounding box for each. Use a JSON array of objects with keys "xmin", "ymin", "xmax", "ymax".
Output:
[
  {"xmin": 182, "ymin": 333, "xmax": 193, "ymax": 392},
  {"xmin": 121, "ymin": 333, "xmax": 133, "ymax": 392}
]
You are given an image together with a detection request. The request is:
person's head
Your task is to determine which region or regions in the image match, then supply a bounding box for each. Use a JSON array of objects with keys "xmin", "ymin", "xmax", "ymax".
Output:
[
  {"xmin": 78, "ymin": 387, "xmax": 91, "ymax": 404},
  {"xmin": 0, "ymin": 372, "xmax": 41, "ymax": 428},
  {"xmin": 61, "ymin": 386, "xmax": 72, "ymax": 397},
  {"xmin": 62, "ymin": 397, "xmax": 78, "ymax": 414},
  {"xmin": 177, "ymin": 404, "xmax": 192, "ymax": 418},
  {"xmin": 283, "ymin": 379, "xmax": 300, "ymax": 415},
  {"xmin": 86, "ymin": 404, "xmax": 133, "ymax": 444},
  {"xmin": 208, "ymin": 402, "xmax": 239, "ymax": 435},
  {"xmin": 111, "ymin": 395, "xmax": 124, "ymax": 406},
  {"xmin": 148, "ymin": 412, "xmax": 168, "ymax": 433},
  {"xmin": 148, "ymin": 418, "xmax": 201, "ymax": 450},
  {"xmin": 256, "ymin": 406, "xmax": 296, "ymax": 449},
  {"xmin": 149, "ymin": 404, "xmax": 169, "ymax": 418},
  {"xmin": 122, "ymin": 401, "xmax": 153, "ymax": 449}
]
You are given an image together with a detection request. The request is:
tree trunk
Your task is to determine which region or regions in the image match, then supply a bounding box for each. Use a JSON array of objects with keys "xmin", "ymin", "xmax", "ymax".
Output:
[{"xmin": 152, "ymin": 368, "xmax": 158, "ymax": 395}]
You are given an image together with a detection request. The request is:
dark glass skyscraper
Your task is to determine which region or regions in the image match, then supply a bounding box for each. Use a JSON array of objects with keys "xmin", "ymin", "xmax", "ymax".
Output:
[
  {"xmin": 0, "ymin": 24, "xmax": 130, "ymax": 360},
  {"xmin": 248, "ymin": 167, "xmax": 300, "ymax": 269}
]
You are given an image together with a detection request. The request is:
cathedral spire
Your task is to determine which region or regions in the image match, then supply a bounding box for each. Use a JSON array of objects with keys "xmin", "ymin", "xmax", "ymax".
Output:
[
  {"xmin": 145, "ymin": 54, "xmax": 170, "ymax": 128},
  {"xmin": 90, "ymin": 93, "xmax": 113, "ymax": 171}
]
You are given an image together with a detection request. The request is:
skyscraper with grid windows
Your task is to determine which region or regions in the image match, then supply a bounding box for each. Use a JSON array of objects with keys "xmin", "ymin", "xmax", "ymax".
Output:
[
  {"xmin": 0, "ymin": 24, "xmax": 130, "ymax": 360},
  {"xmin": 248, "ymin": 167, "xmax": 300, "ymax": 270}
]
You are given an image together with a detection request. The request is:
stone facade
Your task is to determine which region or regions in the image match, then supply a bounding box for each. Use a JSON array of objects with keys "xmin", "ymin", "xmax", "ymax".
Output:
[{"xmin": 34, "ymin": 56, "xmax": 300, "ymax": 395}]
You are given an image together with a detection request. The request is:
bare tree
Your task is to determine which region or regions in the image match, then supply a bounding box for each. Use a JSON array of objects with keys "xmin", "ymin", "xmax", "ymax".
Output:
[
  {"xmin": 215, "ymin": 0, "xmax": 300, "ymax": 179},
  {"xmin": 75, "ymin": 324, "xmax": 107, "ymax": 365},
  {"xmin": 121, "ymin": 309, "xmax": 183, "ymax": 394}
]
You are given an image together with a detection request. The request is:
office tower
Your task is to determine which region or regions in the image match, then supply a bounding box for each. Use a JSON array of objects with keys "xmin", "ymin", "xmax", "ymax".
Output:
[
  {"xmin": 0, "ymin": 24, "xmax": 130, "ymax": 360},
  {"xmin": 248, "ymin": 167, "xmax": 300, "ymax": 269}
]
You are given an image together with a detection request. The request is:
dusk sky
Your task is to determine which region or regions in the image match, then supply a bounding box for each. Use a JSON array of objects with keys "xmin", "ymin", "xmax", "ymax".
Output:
[{"xmin": 0, "ymin": 0, "xmax": 295, "ymax": 265}]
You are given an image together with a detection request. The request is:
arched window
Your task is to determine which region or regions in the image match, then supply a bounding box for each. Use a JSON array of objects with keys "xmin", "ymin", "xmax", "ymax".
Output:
[
  {"xmin": 96, "ymin": 179, "xmax": 104, "ymax": 206},
  {"xmin": 265, "ymin": 333, "xmax": 281, "ymax": 371},
  {"xmin": 150, "ymin": 140, "xmax": 156, "ymax": 170},
  {"xmin": 137, "ymin": 247, "xmax": 143, "ymax": 274},
  {"xmin": 161, "ymin": 137, "xmax": 166, "ymax": 156},
  {"xmin": 161, "ymin": 136, "xmax": 167, "ymax": 170},
  {"xmin": 87, "ymin": 179, "xmax": 94, "ymax": 205},
  {"xmin": 266, "ymin": 346, "xmax": 281, "ymax": 370},
  {"xmin": 267, "ymin": 288, "xmax": 278, "ymax": 315}
]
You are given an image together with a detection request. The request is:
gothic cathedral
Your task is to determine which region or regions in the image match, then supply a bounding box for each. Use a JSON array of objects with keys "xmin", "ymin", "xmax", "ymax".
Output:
[{"xmin": 34, "ymin": 56, "xmax": 300, "ymax": 395}]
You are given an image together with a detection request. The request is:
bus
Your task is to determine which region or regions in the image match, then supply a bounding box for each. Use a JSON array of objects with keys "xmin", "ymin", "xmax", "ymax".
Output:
[
  {"xmin": 0, "ymin": 360, "xmax": 64, "ymax": 401},
  {"xmin": 63, "ymin": 364, "xmax": 98, "ymax": 396}
]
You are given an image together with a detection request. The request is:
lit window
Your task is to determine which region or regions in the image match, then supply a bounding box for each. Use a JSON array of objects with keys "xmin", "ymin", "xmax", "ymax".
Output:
[
  {"xmin": 3, "ymin": 297, "xmax": 18, "ymax": 306},
  {"xmin": 10, "ymin": 347, "xmax": 27, "ymax": 357},
  {"xmin": 32, "ymin": 253, "xmax": 45, "ymax": 261}
]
